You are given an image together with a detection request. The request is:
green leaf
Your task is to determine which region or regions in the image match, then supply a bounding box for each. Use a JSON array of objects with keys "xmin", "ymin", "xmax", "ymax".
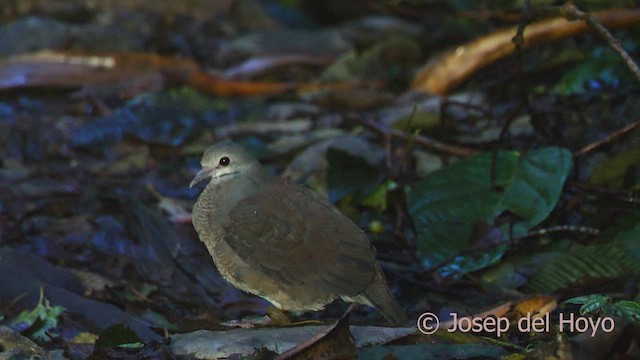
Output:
[
  {"xmin": 525, "ymin": 216, "xmax": 640, "ymax": 293},
  {"xmin": 361, "ymin": 180, "xmax": 398, "ymax": 213},
  {"xmin": 609, "ymin": 217, "xmax": 640, "ymax": 261},
  {"xmin": 563, "ymin": 294, "xmax": 612, "ymax": 315},
  {"xmin": 408, "ymin": 147, "xmax": 572, "ymax": 277},
  {"xmin": 563, "ymin": 295, "xmax": 640, "ymax": 323},
  {"xmin": 13, "ymin": 288, "xmax": 65, "ymax": 341},
  {"xmin": 524, "ymin": 244, "xmax": 638, "ymax": 293},
  {"xmin": 610, "ymin": 300, "xmax": 640, "ymax": 321},
  {"xmin": 500, "ymin": 148, "xmax": 572, "ymax": 230},
  {"xmin": 437, "ymin": 245, "xmax": 507, "ymax": 280}
]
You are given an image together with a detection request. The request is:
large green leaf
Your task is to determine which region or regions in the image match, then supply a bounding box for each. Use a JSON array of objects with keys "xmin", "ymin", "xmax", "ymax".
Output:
[
  {"xmin": 563, "ymin": 294, "xmax": 640, "ymax": 323},
  {"xmin": 408, "ymin": 147, "xmax": 572, "ymax": 275},
  {"xmin": 524, "ymin": 244, "xmax": 637, "ymax": 293},
  {"xmin": 616, "ymin": 217, "xmax": 640, "ymax": 261},
  {"xmin": 524, "ymin": 216, "xmax": 640, "ymax": 293}
]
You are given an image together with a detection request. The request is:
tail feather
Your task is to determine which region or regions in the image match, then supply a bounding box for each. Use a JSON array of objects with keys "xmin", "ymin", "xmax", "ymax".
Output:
[
  {"xmin": 356, "ymin": 266, "xmax": 407, "ymax": 324},
  {"xmin": 364, "ymin": 286, "xmax": 407, "ymax": 324}
]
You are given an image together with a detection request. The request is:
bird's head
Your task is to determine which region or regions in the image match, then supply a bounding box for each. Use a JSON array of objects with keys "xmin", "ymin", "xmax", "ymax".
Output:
[{"xmin": 190, "ymin": 142, "xmax": 261, "ymax": 188}]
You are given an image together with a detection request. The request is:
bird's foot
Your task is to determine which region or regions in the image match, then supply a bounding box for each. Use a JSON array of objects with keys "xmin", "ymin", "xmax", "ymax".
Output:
[{"xmin": 267, "ymin": 307, "xmax": 324, "ymax": 326}]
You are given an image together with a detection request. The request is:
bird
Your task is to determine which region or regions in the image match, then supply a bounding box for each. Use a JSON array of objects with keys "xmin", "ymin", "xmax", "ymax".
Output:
[{"xmin": 190, "ymin": 141, "xmax": 406, "ymax": 323}]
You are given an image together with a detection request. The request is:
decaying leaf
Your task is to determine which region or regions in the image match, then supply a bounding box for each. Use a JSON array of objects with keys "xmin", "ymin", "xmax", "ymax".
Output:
[
  {"xmin": 0, "ymin": 50, "xmax": 199, "ymax": 97},
  {"xmin": 411, "ymin": 8, "xmax": 640, "ymax": 95}
]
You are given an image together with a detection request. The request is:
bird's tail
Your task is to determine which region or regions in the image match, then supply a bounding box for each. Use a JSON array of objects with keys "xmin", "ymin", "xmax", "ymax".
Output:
[{"xmin": 359, "ymin": 266, "xmax": 407, "ymax": 324}]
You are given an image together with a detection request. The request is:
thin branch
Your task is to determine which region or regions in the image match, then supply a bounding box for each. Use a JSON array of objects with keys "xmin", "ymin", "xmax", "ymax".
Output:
[
  {"xmin": 518, "ymin": 225, "xmax": 600, "ymax": 240},
  {"xmin": 574, "ymin": 118, "xmax": 640, "ymax": 156},
  {"xmin": 560, "ymin": 2, "xmax": 640, "ymax": 84},
  {"xmin": 353, "ymin": 116, "xmax": 478, "ymax": 157}
]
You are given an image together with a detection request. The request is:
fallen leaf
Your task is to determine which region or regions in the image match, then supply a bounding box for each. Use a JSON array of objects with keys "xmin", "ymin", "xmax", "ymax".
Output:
[
  {"xmin": 0, "ymin": 50, "xmax": 199, "ymax": 97},
  {"xmin": 223, "ymin": 55, "xmax": 333, "ymax": 80},
  {"xmin": 509, "ymin": 295, "xmax": 557, "ymax": 320},
  {"xmin": 412, "ymin": 8, "xmax": 640, "ymax": 95},
  {"xmin": 170, "ymin": 324, "xmax": 415, "ymax": 359},
  {"xmin": 275, "ymin": 315, "xmax": 355, "ymax": 360},
  {"xmin": 185, "ymin": 70, "xmax": 293, "ymax": 96}
]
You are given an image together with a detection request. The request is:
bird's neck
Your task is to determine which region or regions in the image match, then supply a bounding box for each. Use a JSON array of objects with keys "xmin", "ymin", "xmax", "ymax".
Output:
[
  {"xmin": 192, "ymin": 167, "xmax": 270, "ymax": 240},
  {"xmin": 198, "ymin": 167, "xmax": 270, "ymax": 217}
]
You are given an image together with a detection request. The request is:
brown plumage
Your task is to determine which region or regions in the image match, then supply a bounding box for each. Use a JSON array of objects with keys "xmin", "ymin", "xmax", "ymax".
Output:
[{"xmin": 190, "ymin": 142, "xmax": 406, "ymax": 323}]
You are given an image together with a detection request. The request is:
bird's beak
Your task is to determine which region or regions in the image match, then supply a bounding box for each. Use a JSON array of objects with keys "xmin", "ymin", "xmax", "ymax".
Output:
[{"xmin": 190, "ymin": 168, "xmax": 212, "ymax": 188}]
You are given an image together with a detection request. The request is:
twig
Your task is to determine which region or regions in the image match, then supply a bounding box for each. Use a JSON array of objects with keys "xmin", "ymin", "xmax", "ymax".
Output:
[
  {"xmin": 559, "ymin": 4, "xmax": 640, "ymax": 157},
  {"xmin": 353, "ymin": 116, "xmax": 478, "ymax": 157},
  {"xmin": 560, "ymin": 2, "xmax": 640, "ymax": 84},
  {"xmin": 512, "ymin": 0, "xmax": 531, "ymax": 51},
  {"xmin": 518, "ymin": 225, "xmax": 600, "ymax": 240},
  {"xmin": 574, "ymin": 118, "xmax": 640, "ymax": 156},
  {"xmin": 571, "ymin": 181, "xmax": 639, "ymax": 203}
]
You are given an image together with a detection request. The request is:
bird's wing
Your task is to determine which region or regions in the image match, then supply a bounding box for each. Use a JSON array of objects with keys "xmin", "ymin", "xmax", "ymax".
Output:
[{"xmin": 222, "ymin": 180, "xmax": 376, "ymax": 296}]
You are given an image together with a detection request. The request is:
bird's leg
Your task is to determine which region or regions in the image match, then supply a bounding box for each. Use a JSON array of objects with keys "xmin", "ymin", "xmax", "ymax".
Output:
[{"xmin": 267, "ymin": 307, "xmax": 324, "ymax": 326}]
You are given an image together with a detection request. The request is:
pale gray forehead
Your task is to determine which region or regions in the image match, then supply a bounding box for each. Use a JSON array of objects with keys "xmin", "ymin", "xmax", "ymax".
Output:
[{"xmin": 201, "ymin": 142, "xmax": 253, "ymax": 164}]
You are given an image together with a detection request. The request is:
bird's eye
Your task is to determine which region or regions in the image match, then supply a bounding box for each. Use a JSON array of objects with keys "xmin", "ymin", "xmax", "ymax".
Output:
[{"xmin": 219, "ymin": 156, "xmax": 230, "ymax": 166}]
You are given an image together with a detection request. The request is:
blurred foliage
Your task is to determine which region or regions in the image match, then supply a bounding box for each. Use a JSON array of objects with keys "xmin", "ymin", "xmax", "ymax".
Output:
[
  {"xmin": 589, "ymin": 147, "xmax": 640, "ymax": 188},
  {"xmin": 321, "ymin": 35, "xmax": 422, "ymax": 88},
  {"xmin": 435, "ymin": 0, "xmax": 634, "ymax": 12},
  {"xmin": 553, "ymin": 45, "xmax": 634, "ymax": 95},
  {"xmin": 563, "ymin": 294, "xmax": 640, "ymax": 322},
  {"xmin": 326, "ymin": 148, "xmax": 385, "ymax": 204},
  {"xmin": 1, "ymin": 0, "xmax": 640, "ymax": 357},
  {"xmin": 391, "ymin": 109, "xmax": 440, "ymax": 131},
  {"xmin": 362, "ymin": 180, "xmax": 398, "ymax": 213},
  {"xmin": 524, "ymin": 241, "xmax": 640, "ymax": 292},
  {"xmin": 564, "ymin": 294, "xmax": 640, "ymax": 322},
  {"xmin": 71, "ymin": 88, "xmax": 233, "ymax": 147},
  {"xmin": 358, "ymin": 343, "xmax": 506, "ymax": 359},
  {"xmin": 525, "ymin": 216, "xmax": 640, "ymax": 292},
  {"xmin": 94, "ymin": 324, "xmax": 144, "ymax": 350},
  {"xmin": 11, "ymin": 288, "xmax": 65, "ymax": 342},
  {"xmin": 408, "ymin": 148, "xmax": 572, "ymax": 278}
]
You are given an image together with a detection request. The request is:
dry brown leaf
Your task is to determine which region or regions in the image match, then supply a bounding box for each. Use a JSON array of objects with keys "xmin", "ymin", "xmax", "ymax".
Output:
[
  {"xmin": 146, "ymin": 184, "xmax": 193, "ymax": 224},
  {"xmin": 412, "ymin": 8, "xmax": 640, "ymax": 95},
  {"xmin": 439, "ymin": 301, "xmax": 513, "ymax": 330},
  {"xmin": 216, "ymin": 118, "xmax": 313, "ymax": 138},
  {"xmin": 185, "ymin": 70, "xmax": 293, "ymax": 96},
  {"xmin": 186, "ymin": 70, "xmax": 382, "ymax": 98},
  {"xmin": 0, "ymin": 50, "xmax": 200, "ymax": 97},
  {"xmin": 3, "ymin": 0, "xmax": 232, "ymax": 22},
  {"xmin": 274, "ymin": 315, "xmax": 356, "ymax": 360},
  {"xmin": 510, "ymin": 295, "xmax": 558, "ymax": 320},
  {"xmin": 223, "ymin": 54, "xmax": 334, "ymax": 80}
]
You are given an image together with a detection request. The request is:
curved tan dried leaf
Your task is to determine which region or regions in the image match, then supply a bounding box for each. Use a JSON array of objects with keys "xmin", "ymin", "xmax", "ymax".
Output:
[{"xmin": 412, "ymin": 9, "xmax": 640, "ymax": 95}]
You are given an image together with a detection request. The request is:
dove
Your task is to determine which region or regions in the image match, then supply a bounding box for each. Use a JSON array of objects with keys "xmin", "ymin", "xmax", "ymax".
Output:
[{"xmin": 190, "ymin": 142, "xmax": 406, "ymax": 323}]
